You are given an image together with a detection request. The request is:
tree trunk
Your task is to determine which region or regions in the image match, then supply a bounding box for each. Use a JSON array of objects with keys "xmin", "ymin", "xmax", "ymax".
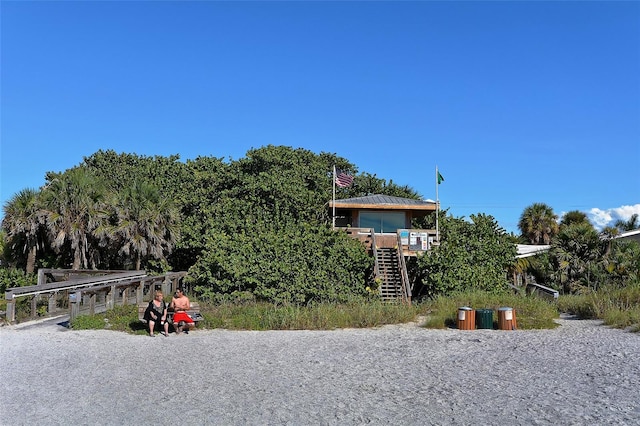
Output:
[
  {"xmin": 73, "ymin": 250, "xmax": 81, "ymax": 270},
  {"xmin": 26, "ymin": 245, "xmax": 37, "ymax": 275}
]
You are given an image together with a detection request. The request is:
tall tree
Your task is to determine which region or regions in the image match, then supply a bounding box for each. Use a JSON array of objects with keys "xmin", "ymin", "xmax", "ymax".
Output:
[
  {"xmin": 550, "ymin": 222, "xmax": 604, "ymax": 293},
  {"xmin": 81, "ymin": 149, "xmax": 185, "ymax": 200},
  {"xmin": 560, "ymin": 210, "xmax": 591, "ymax": 228},
  {"xmin": 111, "ymin": 180, "xmax": 180, "ymax": 270},
  {"xmin": 1, "ymin": 189, "xmax": 43, "ymax": 273},
  {"xmin": 41, "ymin": 168, "xmax": 107, "ymax": 270},
  {"xmin": 518, "ymin": 203, "xmax": 559, "ymax": 245},
  {"xmin": 0, "ymin": 230, "xmax": 6, "ymax": 267},
  {"xmin": 602, "ymin": 240, "xmax": 640, "ymax": 288}
]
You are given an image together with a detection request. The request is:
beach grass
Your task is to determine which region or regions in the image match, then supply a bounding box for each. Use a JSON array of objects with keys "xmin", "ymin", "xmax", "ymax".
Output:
[
  {"xmin": 558, "ymin": 283, "xmax": 640, "ymax": 332},
  {"xmin": 69, "ymin": 300, "xmax": 420, "ymax": 332},
  {"xmin": 67, "ymin": 285, "xmax": 640, "ymax": 333},
  {"xmin": 198, "ymin": 300, "xmax": 419, "ymax": 330},
  {"xmin": 71, "ymin": 305, "xmax": 145, "ymax": 332},
  {"xmin": 419, "ymin": 290, "xmax": 560, "ymax": 330}
]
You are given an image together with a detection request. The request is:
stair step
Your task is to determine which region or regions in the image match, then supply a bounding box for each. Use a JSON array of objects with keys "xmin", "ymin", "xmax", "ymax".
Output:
[{"xmin": 374, "ymin": 248, "xmax": 408, "ymax": 302}]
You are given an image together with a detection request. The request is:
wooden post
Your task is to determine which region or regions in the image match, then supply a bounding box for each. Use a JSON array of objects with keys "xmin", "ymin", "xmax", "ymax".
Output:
[
  {"xmin": 106, "ymin": 285, "xmax": 115, "ymax": 310},
  {"xmin": 31, "ymin": 295, "xmax": 38, "ymax": 318},
  {"xmin": 162, "ymin": 276, "xmax": 172, "ymax": 296},
  {"xmin": 136, "ymin": 281, "xmax": 143, "ymax": 304},
  {"xmin": 89, "ymin": 293, "xmax": 96, "ymax": 315},
  {"xmin": 69, "ymin": 291, "xmax": 81, "ymax": 321},
  {"xmin": 48, "ymin": 293, "xmax": 57, "ymax": 315},
  {"xmin": 5, "ymin": 298, "xmax": 15, "ymax": 323}
]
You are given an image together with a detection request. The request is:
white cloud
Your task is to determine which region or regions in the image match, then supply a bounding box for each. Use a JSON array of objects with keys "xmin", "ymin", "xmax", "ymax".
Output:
[{"xmin": 588, "ymin": 204, "xmax": 640, "ymax": 230}]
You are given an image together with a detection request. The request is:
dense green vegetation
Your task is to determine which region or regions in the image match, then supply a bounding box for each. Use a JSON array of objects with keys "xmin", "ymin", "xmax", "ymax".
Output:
[
  {"xmin": 515, "ymin": 204, "xmax": 640, "ymax": 331},
  {"xmin": 1, "ymin": 146, "xmax": 419, "ymax": 304},
  {"xmin": 2, "ymin": 146, "xmax": 639, "ymax": 332},
  {"xmin": 558, "ymin": 284, "xmax": 640, "ymax": 332},
  {"xmin": 415, "ymin": 214, "xmax": 516, "ymax": 298},
  {"xmin": 522, "ymin": 220, "xmax": 639, "ymax": 296}
]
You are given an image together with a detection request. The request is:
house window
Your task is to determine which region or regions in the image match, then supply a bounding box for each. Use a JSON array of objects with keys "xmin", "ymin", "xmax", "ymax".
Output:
[{"xmin": 359, "ymin": 211, "xmax": 405, "ymax": 233}]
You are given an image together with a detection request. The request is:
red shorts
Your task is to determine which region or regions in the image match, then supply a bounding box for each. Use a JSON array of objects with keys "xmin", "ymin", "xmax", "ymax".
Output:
[{"xmin": 173, "ymin": 311, "xmax": 194, "ymax": 324}]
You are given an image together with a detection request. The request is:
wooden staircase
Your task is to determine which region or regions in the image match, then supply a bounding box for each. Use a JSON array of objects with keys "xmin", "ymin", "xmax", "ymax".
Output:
[
  {"xmin": 339, "ymin": 228, "xmax": 411, "ymax": 303},
  {"xmin": 375, "ymin": 248, "xmax": 403, "ymax": 301}
]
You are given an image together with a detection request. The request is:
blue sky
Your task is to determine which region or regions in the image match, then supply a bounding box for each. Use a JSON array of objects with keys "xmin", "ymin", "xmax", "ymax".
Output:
[{"xmin": 2, "ymin": 1, "xmax": 639, "ymax": 234}]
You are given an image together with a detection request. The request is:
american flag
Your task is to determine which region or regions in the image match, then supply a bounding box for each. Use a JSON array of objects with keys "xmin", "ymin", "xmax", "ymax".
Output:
[{"xmin": 335, "ymin": 169, "xmax": 354, "ymax": 187}]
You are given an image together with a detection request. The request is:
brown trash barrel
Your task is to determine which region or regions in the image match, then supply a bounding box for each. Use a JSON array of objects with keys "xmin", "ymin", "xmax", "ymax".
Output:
[
  {"xmin": 457, "ymin": 306, "xmax": 476, "ymax": 330},
  {"xmin": 498, "ymin": 307, "xmax": 517, "ymax": 330}
]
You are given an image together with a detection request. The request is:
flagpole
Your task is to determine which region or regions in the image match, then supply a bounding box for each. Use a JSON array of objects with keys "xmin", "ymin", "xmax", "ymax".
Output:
[
  {"xmin": 332, "ymin": 165, "xmax": 336, "ymax": 229},
  {"xmin": 435, "ymin": 165, "xmax": 439, "ymax": 242}
]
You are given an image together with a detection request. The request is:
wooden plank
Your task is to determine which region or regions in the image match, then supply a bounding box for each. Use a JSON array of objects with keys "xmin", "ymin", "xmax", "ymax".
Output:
[{"xmin": 6, "ymin": 271, "xmax": 147, "ymax": 298}]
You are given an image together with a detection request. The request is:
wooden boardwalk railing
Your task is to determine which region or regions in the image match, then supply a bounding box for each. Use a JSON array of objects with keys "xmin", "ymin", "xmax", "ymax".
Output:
[{"xmin": 4, "ymin": 269, "xmax": 188, "ymax": 323}]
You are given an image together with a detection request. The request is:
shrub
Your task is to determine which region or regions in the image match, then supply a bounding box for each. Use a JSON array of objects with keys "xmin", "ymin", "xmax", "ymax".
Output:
[
  {"xmin": 70, "ymin": 305, "xmax": 139, "ymax": 332},
  {"xmin": 0, "ymin": 267, "xmax": 37, "ymax": 294},
  {"xmin": 416, "ymin": 214, "xmax": 516, "ymax": 298},
  {"xmin": 558, "ymin": 283, "xmax": 640, "ymax": 332}
]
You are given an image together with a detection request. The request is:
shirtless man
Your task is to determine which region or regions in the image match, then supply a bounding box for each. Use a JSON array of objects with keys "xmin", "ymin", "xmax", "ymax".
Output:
[{"xmin": 170, "ymin": 288, "xmax": 195, "ymax": 334}]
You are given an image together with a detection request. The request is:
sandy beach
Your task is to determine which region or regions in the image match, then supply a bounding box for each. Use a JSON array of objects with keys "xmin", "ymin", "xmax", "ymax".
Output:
[{"xmin": 1, "ymin": 317, "xmax": 639, "ymax": 425}]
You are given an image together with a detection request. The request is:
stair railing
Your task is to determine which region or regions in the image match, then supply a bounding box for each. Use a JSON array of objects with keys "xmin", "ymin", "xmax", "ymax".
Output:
[
  {"xmin": 370, "ymin": 230, "xmax": 382, "ymax": 291},
  {"xmin": 396, "ymin": 233, "xmax": 411, "ymax": 304}
]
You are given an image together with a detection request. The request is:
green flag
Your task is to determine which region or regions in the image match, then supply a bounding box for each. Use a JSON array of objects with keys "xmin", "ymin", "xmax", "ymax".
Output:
[{"xmin": 437, "ymin": 171, "xmax": 444, "ymax": 184}]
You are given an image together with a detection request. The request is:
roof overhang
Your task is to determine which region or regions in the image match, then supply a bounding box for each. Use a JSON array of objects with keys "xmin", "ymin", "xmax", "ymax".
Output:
[
  {"xmin": 614, "ymin": 229, "xmax": 640, "ymax": 242},
  {"xmin": 516, "ymin": 244, "xmax": 551, "ymax": 259},
  {"xmin": 330, "ymin": 194, "xmax": 437, "ymax": 212}
]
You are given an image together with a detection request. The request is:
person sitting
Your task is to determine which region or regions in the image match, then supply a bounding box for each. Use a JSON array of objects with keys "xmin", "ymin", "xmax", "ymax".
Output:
[
  {"xmin": 170, "ymin": 288, "xmax": 195, "ymax": 334},
  {"xmin": 144, "ymin": 290, "xmax": 170, "ymax": 337}
]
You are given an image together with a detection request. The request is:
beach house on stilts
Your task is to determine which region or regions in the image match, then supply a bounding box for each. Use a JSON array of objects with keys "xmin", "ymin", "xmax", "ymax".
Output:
[{"xmin": 329, "ymin": 194, "xmax": 439, "ymax": 303}]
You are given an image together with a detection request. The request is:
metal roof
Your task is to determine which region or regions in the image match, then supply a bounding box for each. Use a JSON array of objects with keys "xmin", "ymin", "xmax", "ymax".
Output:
[
  {"xmin": 516, "ymin": 244, "xmax": 551, "ymax": 258},
  {"xmin": 330, "ymin": 194, "xmax": 437, "ymax": 211},
  {"xmin": 614, "ymin": 229, "xmax": 640, "ymax": 243}
]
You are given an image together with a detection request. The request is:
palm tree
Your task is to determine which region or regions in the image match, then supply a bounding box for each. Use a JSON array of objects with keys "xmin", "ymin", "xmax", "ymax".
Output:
[
  {"xmin": 518, "ymin": 203, "xmax": 559, "ymax": 245},
  {"xmin": 600, "ymin": 226, "xmax": 620, "ymax": 257},
  {"xmin": 2, "ymin": 188, "xmax": 44, "ymax": 273},
  {"xmin": 551, "ymin": 222, "xmax": 603, "ymax": 293},
  {"xmin": 560, "ymin": 210, "xmax": 591, "ymax": 228},
  {"xmin": 112, "ymin": 180, "xmax": 180, "ymax": 270},
  {"xmin": 614, "ymin": 213, "xmax": 639, "ymax": 232},
  {"xmin": 509, "ymin": 256, "xmax": 532, "ymax": 286},
  {"xmin": 602, "ymin": 240, "xmax": 640, "ymax": 287},
  {"xmin": 41, "ymin": 168, "xmax": 107, "ymax": 270}
]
